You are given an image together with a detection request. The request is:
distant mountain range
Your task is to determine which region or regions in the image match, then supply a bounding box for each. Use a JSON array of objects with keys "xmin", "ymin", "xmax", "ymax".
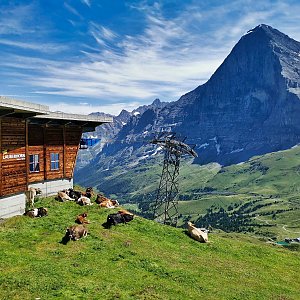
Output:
[
  {"xmin": 76, "ymin": 98, "xmax": 167, "ymax": 169},
  {"xmin": 75, "ymin": 24, "xmax": 300, "ymax": 186}
]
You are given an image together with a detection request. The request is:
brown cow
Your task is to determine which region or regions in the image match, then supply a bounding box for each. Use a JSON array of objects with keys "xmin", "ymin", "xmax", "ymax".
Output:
[
  {"xmin": 75, "ymin": 212, "xmax": 90, "ymax": 224},
  {"xmin": 25, "ymin": 187, "xmax": 42, "ymax": 207},
  {"xmin": 95, "ymin": 194, "xmax": 110, "ymax": 204},
  {"xmin": 65, "ymin": 225, "xmax": 88, "ymax": 241},
  {"xmin": 96, "ymin": 194, "xmax": 119, "ymax": 208},
  {"xmin": 118, "ymin": 209, "xmax": 133, "ymax": 216},
  {"xmin": 82, "ymin": 187, "xmax": 94, "ymax": 199}
]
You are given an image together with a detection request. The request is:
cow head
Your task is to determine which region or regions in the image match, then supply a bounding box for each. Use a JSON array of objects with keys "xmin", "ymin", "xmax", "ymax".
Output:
[
  {"xmin": 38, "ymin": 207, "xmax": 48, "ymax": 217},
  {"xmin": 35, "ymin": 188, "xmax": 42, "ymax": 195}
]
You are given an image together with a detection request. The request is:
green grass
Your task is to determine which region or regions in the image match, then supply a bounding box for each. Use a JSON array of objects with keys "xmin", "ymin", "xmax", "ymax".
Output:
[
  {"xmin": 83, "ymin": 146, "xmax": 300, "ymax": 239},
  {"xmin": 0, "ymin": 196, "xmax": 300, "ymax": 299}
]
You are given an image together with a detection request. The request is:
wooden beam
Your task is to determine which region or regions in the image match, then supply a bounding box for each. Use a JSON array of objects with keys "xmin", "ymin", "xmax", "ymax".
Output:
[{"xmin": 71, "ymin": 128, "xmax": 83, "ymax": 179}]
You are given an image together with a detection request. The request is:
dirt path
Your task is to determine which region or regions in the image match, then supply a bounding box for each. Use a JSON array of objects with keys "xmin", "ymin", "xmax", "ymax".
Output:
[{"xmin": 255, "ymin": 215, "xmax": 300, "ymax": 234}]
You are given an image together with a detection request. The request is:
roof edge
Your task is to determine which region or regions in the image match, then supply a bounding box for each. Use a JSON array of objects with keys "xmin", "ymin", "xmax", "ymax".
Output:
[
  {"xmin": 0, "ymin": 96, "xmax": 49, "ymax": 114},
  {"xmin": 33, "ymin": 111, "xmax": 113, "ymax": 123}
]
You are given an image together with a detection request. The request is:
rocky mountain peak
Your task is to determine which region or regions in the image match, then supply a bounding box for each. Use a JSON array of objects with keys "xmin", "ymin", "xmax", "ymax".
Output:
[
  {"xmin": 117, "ymin": 109, "xmax": 131, "ymax": 122},
  {"xmin": 76, "ymin": 24, "xmax": 300, "ymax": 179},
  {"xmin": 247, "ymin": 24, "xmax": 282, "ymax": 37},
  {"xmin": 152, "ymin": 98, "xmax": 161, "ymax": 106}
]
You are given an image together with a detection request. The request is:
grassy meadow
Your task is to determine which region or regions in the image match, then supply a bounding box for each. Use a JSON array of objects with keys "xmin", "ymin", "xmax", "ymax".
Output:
[
  {"xmin": 0, "ymin": 195, "xmax": 300, "ymax": 299},
  {"xmin": 88, "ymin": 146, "xmax": 300, "ymax": 239}
]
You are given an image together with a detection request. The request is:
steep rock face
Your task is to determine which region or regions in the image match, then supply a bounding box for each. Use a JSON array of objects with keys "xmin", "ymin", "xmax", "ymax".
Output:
[
  {"xmin": 181, "ymin": 24, "xmax": 300, "ymax": 164},
  {"xmin": 75, "ymin": 24, "xmax": 300, "ymax": 184},
  {"xmin": 133, "ymin": 24, "xmax": 300, "ymax": 165}
]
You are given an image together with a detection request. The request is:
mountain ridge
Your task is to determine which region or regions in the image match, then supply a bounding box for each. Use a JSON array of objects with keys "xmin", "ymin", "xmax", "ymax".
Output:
[{"xmin": 76, "ymin": 24, "xmax": 300, "ymax": 182}]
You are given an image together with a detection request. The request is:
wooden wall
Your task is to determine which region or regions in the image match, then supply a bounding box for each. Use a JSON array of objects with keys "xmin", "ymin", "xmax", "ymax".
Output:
[
  {"xmin": 0, "ymin": 117, "xmax": 83, "ymax": 197},
  {"xmin": 0, "ymin": 118, "xmax": 26, "ymax": 196}
]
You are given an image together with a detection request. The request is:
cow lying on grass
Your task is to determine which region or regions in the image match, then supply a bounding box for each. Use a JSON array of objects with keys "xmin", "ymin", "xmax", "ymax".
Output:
[
  {"xmin": 25, "ymin": 187, "xmax": 42, "ymax": 207},
  {"xmin": 96, "ymin": 194, "xmax": 119, "ymax": 208},
  {"xmin": 75, "ymin": 212, "xmax": 90, "ymax": 224},
  {"xmin": 77, "ymin": 196, "xmax": 93, "ymax": 206},
  {"xmin": 68, "ymin": 188, "xmax": 82, "ymax": 201},
  {"xmin": 102, "ymin": 210, "xmax": 134, "ymax": 229},
  {"xmin": 187, "ymin": 222, "xmax": 208, "ymax": 243},
  {"xmin": 24, "ymin": 207, "xmax": 48, "ymax": 218},
  {"xmin": 61, "ymin": 225, "xmax": 88, "ymax": 244},
  {"xmin": 56, "ymin": 191, "xmax": 74, "ymax": 202},
  {"xmin": 82, "ymin": 187, "xmax": 94, "ymax": 199}
]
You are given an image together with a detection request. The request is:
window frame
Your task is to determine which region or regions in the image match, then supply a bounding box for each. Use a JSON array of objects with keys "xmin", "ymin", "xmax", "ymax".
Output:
[
  {"xmin": 29, "ymin": 154, "xmax": 40, "ymax": 173},
  {"xmin": 50, "ymin": 153, "xmax": 60, "ymax": 171}
]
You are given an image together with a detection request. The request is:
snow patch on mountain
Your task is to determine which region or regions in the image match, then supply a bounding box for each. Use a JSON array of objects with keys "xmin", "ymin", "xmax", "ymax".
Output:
[
  {"xmin": 288, "ymin": 87, "xmax": 300, "ymax": 97},
  {"xmin": 151, "ymin": 146, "xmax": 163, "ymax": 156},
  {"xmin": 230, "ymin": 148, "xmax": 244, "ymax": 154},
  {"xmin": 199, "ymin": 143, "xmax": 209, "ymax": 149}
]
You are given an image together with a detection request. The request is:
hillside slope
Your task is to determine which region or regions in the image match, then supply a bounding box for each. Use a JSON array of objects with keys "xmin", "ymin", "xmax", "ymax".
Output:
[
  {"xmin": 77, "ymin": 146, "xmax": 300, "ymax": 239},
  {"xmin": 0, "ymin": 196, "xmax": 299, "ymax": 299}
]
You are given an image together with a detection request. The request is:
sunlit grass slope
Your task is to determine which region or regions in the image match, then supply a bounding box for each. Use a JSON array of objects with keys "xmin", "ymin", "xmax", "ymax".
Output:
[
  {"xmin": 88, "ymin": 146, "xmax": 300, "ymax": 238},
  {"xmin": 0, "ymin": 196, "xmax": 299, "ymax": 300}
]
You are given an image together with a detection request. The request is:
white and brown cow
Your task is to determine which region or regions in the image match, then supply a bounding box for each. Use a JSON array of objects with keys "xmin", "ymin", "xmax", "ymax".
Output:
[
  {"xmin": 77, "ymin": 196, "xmax": 93, "ymax": 206},
  {"xmin": 96, "ymin": 194, "xmax": 119, "ymax": 208},
  {"xmin": 24, "ymin": 207, "xmax": 48, "ymax": 218},
  {"xmin": 25, "ymin": 187, "xmax": 42, "ymax": 207},
  {"xmin": 187, "ymin": 222, "xmax": 208, "ymax": 243},
  {"xmin": 56, "ymin": 191, "xmax": 74, "ymax": 202}
]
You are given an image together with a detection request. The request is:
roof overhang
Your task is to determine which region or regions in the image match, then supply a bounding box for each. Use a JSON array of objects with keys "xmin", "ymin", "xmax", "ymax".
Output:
[
  {"xmin": 32, "ymin": 112, "xmax": 112, "ymax": 132},
  {"xmin": 0, "ymin": 96, "xmax": 113, "ymax": 131},
  {"xmin": 0, "ymin": 96, "xmax": 49, "ymax": 118}
]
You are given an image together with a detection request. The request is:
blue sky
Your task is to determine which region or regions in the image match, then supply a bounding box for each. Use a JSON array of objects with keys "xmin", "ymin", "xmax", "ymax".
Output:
[{"xmin": 0, "ymin": 0, "xmax": 300, "ymax": 115}]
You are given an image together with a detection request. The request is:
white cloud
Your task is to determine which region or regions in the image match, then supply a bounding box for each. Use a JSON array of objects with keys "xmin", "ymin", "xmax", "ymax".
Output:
[
  {"xmin": 0, "ymin": 39, "xmax": 68, "ymax": 53},
  {"xmin": 64, "ymin": 2, "xmax": 83, "ymax": 19},
  {"xmin": 1, "ymin": 0, "xmax": 300, "ymax": 115},
  {"xmin": 89, "ymin": 22, "xmax": 118, "ymax": 48},
  {"xmin": 81, "ymin": 0, "xmax": 91, "ymax": 8},
  {"xmin": 17, "ymin": 7, "xmax": 229, "ymax": 102},
  {"xmin": 0, "ymin": 4, "xmax": 36, "ymax": 35}
]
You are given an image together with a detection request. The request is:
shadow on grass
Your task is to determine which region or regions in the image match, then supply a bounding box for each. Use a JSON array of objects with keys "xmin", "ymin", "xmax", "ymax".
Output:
[
  {"xmin": 102, "ymin": 222, "xmax": 112, "ymax": 229},
  {"xmin": 59, "ymin": 235, "xmax": 70, "ymax": 245}
]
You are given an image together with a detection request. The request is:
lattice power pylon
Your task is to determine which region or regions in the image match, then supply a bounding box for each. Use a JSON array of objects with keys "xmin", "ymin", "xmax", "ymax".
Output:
[{"xmin": 150, "ymin": 133, "xmax": 197, "ymax": 227}]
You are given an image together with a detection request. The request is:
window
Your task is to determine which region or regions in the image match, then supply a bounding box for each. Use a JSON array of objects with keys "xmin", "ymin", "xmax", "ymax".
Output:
[
  {"xmin": 29, "ymin": 154, "xmax": 40, "ymax": 173},
  {"xmin": 50, "ymin": 153, "xmax": 60, "ymax": 170}
]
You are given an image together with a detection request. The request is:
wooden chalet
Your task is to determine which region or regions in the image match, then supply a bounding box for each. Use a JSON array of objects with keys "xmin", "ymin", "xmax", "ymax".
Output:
[{"xmin": 0, "ymin": 97, "xmax": 112, "ymax": 218}]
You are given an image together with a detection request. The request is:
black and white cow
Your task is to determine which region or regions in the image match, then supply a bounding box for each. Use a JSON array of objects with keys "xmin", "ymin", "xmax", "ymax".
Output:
[
  {"xmin": 103, "ymin": 212, "xmax": 134, "ymax": 228},
  {"xmin": 68, "ymin": 188, "xmax": 82, "ymax": 201}
]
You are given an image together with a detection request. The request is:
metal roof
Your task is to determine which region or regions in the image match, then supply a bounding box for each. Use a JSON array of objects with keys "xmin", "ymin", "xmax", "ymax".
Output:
[
  {"xmin": 0, "ymin": 96, "xmax": 113, "ymax": 128},
  {"xmin": 34, "ymin": 111, "xmax": 112, "ymax": 123},
  {"xmin": 0, "ymin": 96, "xmax": 49, "ymax": 116}
]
